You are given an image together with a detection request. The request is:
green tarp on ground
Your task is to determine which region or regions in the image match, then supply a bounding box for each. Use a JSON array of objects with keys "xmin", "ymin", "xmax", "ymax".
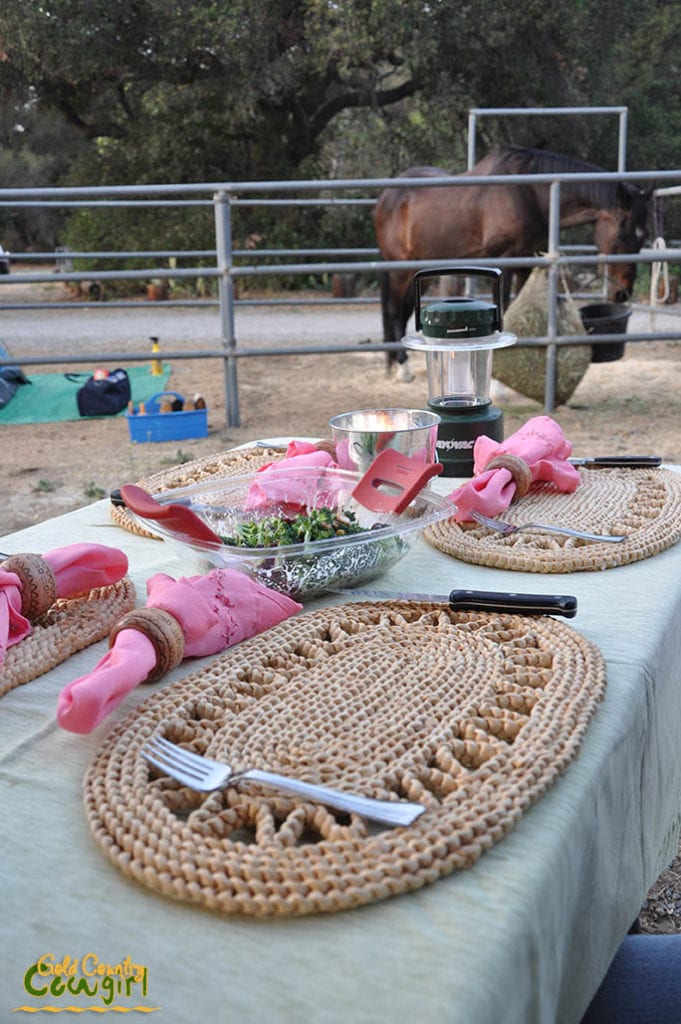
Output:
[{"xmin": 0, "ymin": 364, "xmax": 171, "ymax": 425}]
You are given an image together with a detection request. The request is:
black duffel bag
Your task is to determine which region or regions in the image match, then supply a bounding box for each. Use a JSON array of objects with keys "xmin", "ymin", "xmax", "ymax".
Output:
[
  {"xmin": 66, "ymin": 368, "xmax": 131, "ymax": 417},
  {"xmin": 0, "ymin": 366, "xmax": 31, "ymax": 410}
]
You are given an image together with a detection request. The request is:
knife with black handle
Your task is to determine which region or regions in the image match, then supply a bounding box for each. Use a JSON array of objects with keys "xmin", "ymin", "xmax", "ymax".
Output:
[
  {"xmin": 342, "ymin": 589, "xmax": 577, "ymax": 618},
  {"xmin": 568, "ymin": 455, "xmax": 661, "ymax": 468}
]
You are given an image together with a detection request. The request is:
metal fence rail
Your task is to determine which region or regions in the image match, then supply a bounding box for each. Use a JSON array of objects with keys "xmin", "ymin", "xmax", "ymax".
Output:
[{"xmin": 1, "ymin": 167, "xmax": 680, "ymax": 424}]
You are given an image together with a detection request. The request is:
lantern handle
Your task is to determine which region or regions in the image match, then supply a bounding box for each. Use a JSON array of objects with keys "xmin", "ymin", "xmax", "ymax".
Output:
[{"xmin": 413, "ymin": 266, "xmax": 504, "ymax": 333}]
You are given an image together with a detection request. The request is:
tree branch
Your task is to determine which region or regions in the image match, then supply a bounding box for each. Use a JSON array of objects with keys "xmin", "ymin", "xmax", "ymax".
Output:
[{"xmin": 309, "ymin": 75, "xmax": 420, "ymax": 136}]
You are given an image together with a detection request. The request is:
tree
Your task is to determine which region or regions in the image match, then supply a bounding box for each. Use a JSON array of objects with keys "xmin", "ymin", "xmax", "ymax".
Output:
[
  {"xmin": 0, "ymin": 0, "xmax": 630, "ymax": 186},
  {"xmin": 0, "ymin": 0, "xmax": 421, "ymax": 184},
  {"xmin": 1, "ymin": 0, "xmax": 677, "ymax": 252}
]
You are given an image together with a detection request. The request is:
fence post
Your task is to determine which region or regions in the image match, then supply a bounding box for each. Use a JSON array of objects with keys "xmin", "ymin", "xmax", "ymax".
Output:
[
  {"xmin": 213, "ymin": 189, "xmax": 240, "ymax": 427},
  {"xmin": 617, "ymin": 110, "xmax": 628, "ymax": 172},
  {"xmin": 543, "ymin": 181, "xmax": 562, "ymax": 412},
  {"xmin": 467, "ymin": 111, "xmax": 477, "ymax": 169}
]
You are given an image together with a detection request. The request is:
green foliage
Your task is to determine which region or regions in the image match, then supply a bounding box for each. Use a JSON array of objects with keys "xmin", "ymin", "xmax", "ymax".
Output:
[
  {"xmin": 160, "ymin": 449, "xmax": 194, "ymax": 466},
  {"xmin": 60, "ymin": 203, "xmax": 217, "ymax": 292},
  {"xmin": 222, "ymin": 508, "xmax": 367, "ymax": 548},
  {"xmin": 0, "ymin": 0, "xmax": 680, "ymax": 258},
  {"xmin": 84, "ymin": 482, "xmax": 106, "ymax": 499}
]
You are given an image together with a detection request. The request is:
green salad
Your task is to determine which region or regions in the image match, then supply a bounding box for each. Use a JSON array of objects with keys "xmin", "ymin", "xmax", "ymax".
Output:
[{"xmin": 220, "ymin": 507, "xmax": 370, "ymax": 548}]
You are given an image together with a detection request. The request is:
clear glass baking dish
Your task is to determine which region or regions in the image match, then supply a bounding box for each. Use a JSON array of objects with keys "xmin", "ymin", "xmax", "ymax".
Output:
[{"xmin": 125, "ymin": 465, "xmax": 454, "ymax": 600}]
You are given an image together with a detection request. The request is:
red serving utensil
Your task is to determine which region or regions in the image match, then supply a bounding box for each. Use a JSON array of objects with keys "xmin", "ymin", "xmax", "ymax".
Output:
[
  {"xmin": 351, "ymin": 449, "xmax": 443, "ymax": 515},
  {"xmin": 119, "ymin": 484, "xmax": 223, "ymax": 544}
]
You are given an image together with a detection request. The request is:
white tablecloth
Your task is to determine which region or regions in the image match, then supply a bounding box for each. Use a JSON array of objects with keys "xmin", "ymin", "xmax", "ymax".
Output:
[{"xmin": 2, "ymin": 475, "xmax": 681, "ymax": 1023}]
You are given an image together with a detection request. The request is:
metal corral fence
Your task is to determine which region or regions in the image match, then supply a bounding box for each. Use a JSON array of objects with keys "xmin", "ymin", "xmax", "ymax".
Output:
[{"xmin": 1, "ymin": 167, "xmax": 681, "ymax": 425}]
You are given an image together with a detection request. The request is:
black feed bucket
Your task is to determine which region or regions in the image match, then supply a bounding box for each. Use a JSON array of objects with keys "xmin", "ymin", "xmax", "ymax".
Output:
[{"xmin": 579, "ymin": 303, "xmax": 631, "ymax": 363}]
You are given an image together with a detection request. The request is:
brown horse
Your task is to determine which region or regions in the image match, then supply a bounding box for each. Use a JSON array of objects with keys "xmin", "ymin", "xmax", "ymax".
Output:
[{"xmin": 374, "ymin": 146, "xmax": 650, "ymax": 377}]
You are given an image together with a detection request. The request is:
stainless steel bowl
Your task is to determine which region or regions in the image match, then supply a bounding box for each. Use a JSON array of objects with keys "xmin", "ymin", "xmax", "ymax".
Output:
[{"xmin": 329, "ymin": 408, "xmax": 441, "ymax": 475}]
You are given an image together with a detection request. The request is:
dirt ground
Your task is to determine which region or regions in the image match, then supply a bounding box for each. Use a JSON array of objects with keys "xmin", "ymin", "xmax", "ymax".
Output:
[{"xmin": 1, "ymin": 276, "xmax": 681, "ymax": 931}]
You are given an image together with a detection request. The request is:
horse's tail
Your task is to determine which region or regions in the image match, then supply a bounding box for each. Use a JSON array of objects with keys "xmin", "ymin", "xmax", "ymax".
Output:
[
  {"xmin": 379, "ymin": 269, "xmax": 414, "ymax": 374},
  {"xmin": 380, "ymin": 270, "xmax": 393, "ymax": 343}
]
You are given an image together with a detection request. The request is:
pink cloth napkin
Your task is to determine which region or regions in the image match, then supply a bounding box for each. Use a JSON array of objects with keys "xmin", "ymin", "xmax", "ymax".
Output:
[
  {"xmin": 244, "ymin": 446, "xmax": 342, "ymax": 513},
  {"xmin": 448, "ymin": 416, "xmax": 580, "ymax": 522},
  {"xmin": 283, "ymin": 440, "xmax": 324, "ymax": 458},
  {"xmin": 57, "ymin": 568, "xmax": 302, "ymax": 734},
  {"xmin": 0, "ymin": 544, "xmax": 128, "ymax": 665},
  {"xmin": 0, "ymin": 569, "xmax": 31, "ymax": 663},
  {"xmin": 46, "ymin": 543, "xmax": 129, "ymax": 595}
]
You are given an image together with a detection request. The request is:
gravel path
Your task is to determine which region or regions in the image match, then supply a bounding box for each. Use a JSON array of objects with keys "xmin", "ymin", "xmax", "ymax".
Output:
[
  {"xmin": 0, "ymin": 288, "xmax": 382, "ymax": 359},
  {"xmin": 1, "ymin": 277, "xmax": 678, "ymax": 362}
]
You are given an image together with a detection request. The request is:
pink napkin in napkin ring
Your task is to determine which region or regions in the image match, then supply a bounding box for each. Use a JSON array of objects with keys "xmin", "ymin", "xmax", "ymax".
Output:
[
  {"xmin": 279, "ymin": 439, "xmax": 337, "ymax": 459},
  {"xmin": 482, "ymin": 455, "xmax": 533, "ymax": 500},
  {"xmin": 1, "ymin": 553, "xmax": 57, "ymax": 620},
  {"xmin": 108, "ymin": 608, "xmax": 186, "ymax": 684}
]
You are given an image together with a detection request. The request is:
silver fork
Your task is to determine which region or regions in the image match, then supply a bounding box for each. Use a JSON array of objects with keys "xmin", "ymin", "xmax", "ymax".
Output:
[
  {"xmin": 142, "ymin": 735, "xmax": 426, "ymax": 827},
  {"xmin": 470, "ymin": 509, "xmax": 626, "ymax": 543},
  {"xmin": 254, "ymin": 440, "xmax": 290, "ymax": 452}
]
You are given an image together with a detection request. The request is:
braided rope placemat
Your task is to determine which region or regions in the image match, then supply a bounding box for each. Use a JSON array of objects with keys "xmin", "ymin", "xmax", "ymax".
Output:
[
  {"xmin": 84, "ymin": 600, "xmax": 605, "ymax": 917},
  {"xmin": 427, "ymin": 467, "xmax": 681, "ymax": 573},
  {"xmin": 110, "ymin": 446, "xmax": 286, "ymax": 539},
  {"xmin": 0, "ymin": 578, "xmax": 136, "ymax": 697}
]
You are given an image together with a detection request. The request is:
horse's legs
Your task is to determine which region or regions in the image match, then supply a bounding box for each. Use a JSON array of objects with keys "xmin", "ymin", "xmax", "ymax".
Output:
[
  {"xmin": 506, "ymin": 268, "xmax": 529, "ymax": 309},
  {"xmin": 380, "ymin": 271, "xmax": 414, "ymax": 379}
]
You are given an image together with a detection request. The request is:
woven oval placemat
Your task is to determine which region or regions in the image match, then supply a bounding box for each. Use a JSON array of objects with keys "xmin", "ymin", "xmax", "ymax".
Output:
[
  {"xmin": 110, "ymin": 445, "xmax": 286, "ymax": 539},
  {"xmin": 85, "ymin": 600, "xmax": 605, "ymax": 917},
  {"xmin": 0, "ymin": 578, "xmax": 136, "ymax": 697},
  {"xmin": 427, "ymin": 467, "xmax": 681, "ymax": 573}
]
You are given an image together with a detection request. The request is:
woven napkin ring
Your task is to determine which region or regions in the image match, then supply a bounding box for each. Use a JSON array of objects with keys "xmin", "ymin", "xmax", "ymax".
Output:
[
  {"xmin": 314, "ymin": 439, "xmax": 338, "ymax": 457},
  {"xmin": 483, "ymin": 454, "xmax": 532, "ymax": 499},
  {"xmin": 1, "ymin": 553, "xmax": 58, "ymax": 620},
  {"xmin": 109, "ymin": 608, "xmax": 185, "ymax": 684}
]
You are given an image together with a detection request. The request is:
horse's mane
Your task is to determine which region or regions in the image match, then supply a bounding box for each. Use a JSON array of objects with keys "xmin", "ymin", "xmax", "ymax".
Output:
[
  {"xmin": 492, "ymin": 145, "xmax": 606, "ymax": 176},
  {"xmin": 489, "ymin": 145, "xmax": 637, "ymax": 209}
]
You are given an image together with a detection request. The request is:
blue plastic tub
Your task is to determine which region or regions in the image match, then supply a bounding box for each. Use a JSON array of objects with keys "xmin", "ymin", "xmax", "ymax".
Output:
[{"xmin": 127, "ymin": 391, "xmax": 208, "ymax": 443}]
